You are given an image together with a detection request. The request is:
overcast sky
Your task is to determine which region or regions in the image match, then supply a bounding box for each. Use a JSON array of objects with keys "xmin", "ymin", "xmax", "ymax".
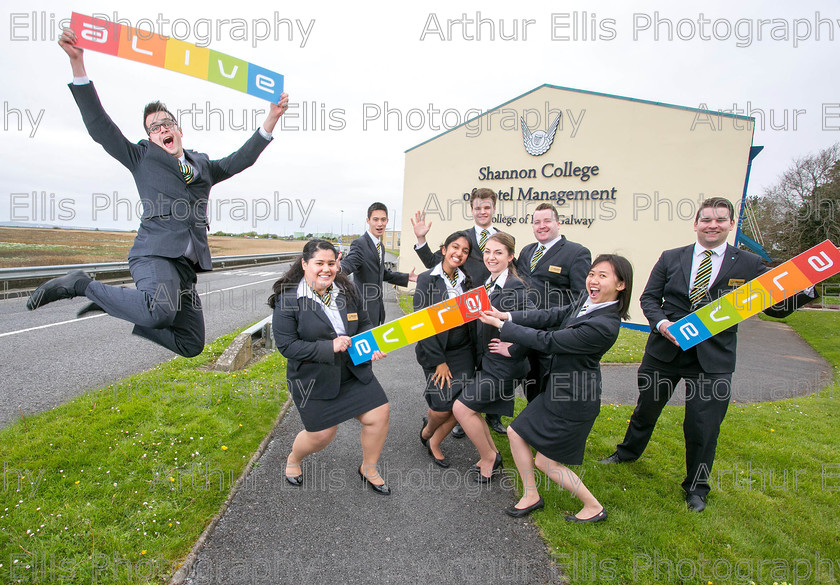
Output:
[{"xmin": 1, "ymin": 0, "xmax": 836, "ymax": 236}]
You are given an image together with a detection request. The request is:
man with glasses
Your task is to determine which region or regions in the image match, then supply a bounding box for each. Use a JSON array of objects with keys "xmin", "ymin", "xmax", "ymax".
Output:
[{"xmin": 27, "ymin": 27, "xmax": 289, "ymax": 358}]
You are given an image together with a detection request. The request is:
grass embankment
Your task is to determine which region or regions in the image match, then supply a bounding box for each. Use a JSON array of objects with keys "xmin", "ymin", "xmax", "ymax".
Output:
[
  {"xmin": 0, "ymin": 332, "xmax": 287, "ymax": 584},
  {"xmin": 497, "ymin": 310, "xmax": 840, "ymax": 585}
]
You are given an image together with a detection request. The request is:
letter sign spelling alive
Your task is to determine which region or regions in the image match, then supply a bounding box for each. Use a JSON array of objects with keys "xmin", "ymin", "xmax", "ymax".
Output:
[
  {"xmin": 669, "ymin": 240, "xmax": 840, "ymax": 350},
  {"xmin": 69, "ymin": 13, "xmax": 284, "ymax": 102},
  {"xmin": 350, "ymin": 286, "xmax": 491, "ymax": 365}
]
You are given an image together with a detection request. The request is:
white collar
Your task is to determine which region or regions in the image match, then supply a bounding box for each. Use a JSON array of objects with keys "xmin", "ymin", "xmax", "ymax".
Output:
[
  {"xmin": 578, "ymin": 299, "xmax": 618, "ymax": 316},
  {"xmin": 365, "ymin": 230, "xmax": 381, "ymax": 248},
  {"xmin": 431, "ymin": 263, "xmax": 465, "ymax": 290},
  {"xmin": 536, "ymin": 234, "xmax": 563, "ymax": 252},
  {"xmin": 694, "ymin": 241, "xmax": 728, "ymax": 257},
  {"xmin": 474, "ymin": 225, "xmax": 496, "ymax": 238},
  {"xmin": 296, "ymin": 278, "xmax": 339, "ymax": 308},
  {"xmin": 485, "ymin": 268, "xmax": 509, "ymax": 290}
]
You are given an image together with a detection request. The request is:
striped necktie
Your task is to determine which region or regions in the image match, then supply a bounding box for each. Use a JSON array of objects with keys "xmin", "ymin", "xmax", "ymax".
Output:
[
  {"xmin": 484, "ymin": 278, "xmax": 497, "ymax": 292},
  {"xmin": 376, "ymin": 240, "xmax": 382, "ymax": 263},
  {"xmin": 530, "ymin": 245, "xmax": 546, "ymax": 271},
  {"xmin": 311, "ymin": 285, "xmax": 333, "ymax": 307},
  {"xmin": 445, "ymin": 270, "xmax": 459, "ymax": 289},
  {"xmin": 689, "ymin": 250, "xmax": 714, "ymax": 308},
  {"xmin": 179, "ymin": 161, "xmax": 194, "ymax": 184},
  {"xmin": 478, "ymin": 229, "xmax": 489, "ymax": 252}
]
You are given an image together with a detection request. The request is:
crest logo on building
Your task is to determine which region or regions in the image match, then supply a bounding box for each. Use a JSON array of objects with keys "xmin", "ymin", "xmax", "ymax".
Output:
[{"xmin": 520, "ymin": 112, "xmax": 562, "ymax": 156}]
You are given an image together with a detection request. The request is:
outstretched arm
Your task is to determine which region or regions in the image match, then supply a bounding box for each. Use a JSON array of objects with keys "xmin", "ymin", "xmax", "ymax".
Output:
[
  {"xmin": 262, "ymin": 93, "xmax": 289, "ymax": 134},
  {"xmin": 58, "ymin": 27, "xmax": 87, "ymax": 78}
]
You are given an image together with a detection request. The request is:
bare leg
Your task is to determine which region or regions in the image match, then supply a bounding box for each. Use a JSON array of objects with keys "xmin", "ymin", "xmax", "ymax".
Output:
[
  {"xmin": 508, "ymin": 426, "xmax": 541, "ymax": 509},
  {"xmin": 286, "ymin": 427, "xmax": 337, "ymax": 477},
  {"xmin": 535, "ymin": 452, "xmax": 602, "ymax": 518},
  {"xmin": 454, "ymin": 400, "xmax": 498, "ymax": 475},
  {"xmin": 357, "ymin": 403, "xmax": 390, "ymax": 486},
  {"xmin": 426, "ymin": 410, "xmax": 457, "ymax": 459}
]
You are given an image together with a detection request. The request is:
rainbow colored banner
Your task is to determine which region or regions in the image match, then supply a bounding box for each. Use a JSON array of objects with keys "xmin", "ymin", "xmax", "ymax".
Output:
[
  {"xmin": 69, "ymin": 13, "xmax": 283, "ymax": 102},
  {"xmin": 669, "ymin": 239, "xmax": 840, "ymax": 350},
  {"xmin": 350, "ymin": 286, "xmax": 491, "ymax": 365}
]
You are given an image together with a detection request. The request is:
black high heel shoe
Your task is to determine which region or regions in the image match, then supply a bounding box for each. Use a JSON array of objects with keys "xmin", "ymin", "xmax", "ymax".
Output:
[
  {"xmin": 358, "ymin": 467, "xmax": 391, "ymax": 496},
  {"xmin": 427, "ymin": 444, "xmax": 449, "ymax": 468},
  {"xmin": 420, "ymin": 416, "xmax": 429, "ymax": 447},
  {"xmin": 469, "ymin": 452, "xmax": 503, "ymax": 474},
  {"xmin": 473, "ymin": 452, "xmax": 503, "ymax": 483}
]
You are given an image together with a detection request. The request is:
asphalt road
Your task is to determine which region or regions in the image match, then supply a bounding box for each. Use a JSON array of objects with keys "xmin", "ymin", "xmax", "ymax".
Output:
[{"xmin": 0, "ymin": 262, "xmax": 291, "ymax": 429}]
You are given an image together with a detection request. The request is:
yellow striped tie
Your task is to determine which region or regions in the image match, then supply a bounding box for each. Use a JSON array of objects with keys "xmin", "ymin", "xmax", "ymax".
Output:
[
  {"xmin": 179, "ymin": 161, "xmax": 194, "ymax": 184},
  {"xmin": 689, "ymin": 250, "xmax": 714, "ymax": 308},
  {"xmin": 530, "ymin": 245, "xmax": 546, "ymax": 271},
  {"xmin": 484, "ymin": 278, "xmax": 497, "ymax": 292},
  {"xmin": 376, "ymin": 240, "xmax": 382, "ymax": 263},
  {"xmin": 478, "ymin": 229, "xmax": 489, "ymax": 252},
  {"xmin": 446, "ymin": 270, "xmax": 459, "ymax": 288}
]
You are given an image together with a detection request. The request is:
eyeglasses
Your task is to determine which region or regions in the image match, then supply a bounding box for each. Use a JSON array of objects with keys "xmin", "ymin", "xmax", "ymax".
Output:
[{"xmin": 147, "ymin": 120, "xmax": 178, "ymax": 135}]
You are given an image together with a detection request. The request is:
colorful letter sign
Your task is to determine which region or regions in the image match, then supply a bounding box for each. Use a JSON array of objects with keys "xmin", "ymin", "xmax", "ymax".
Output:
[
  {"xmin": 69, "ymin": 13, "xmax": 284, "ymax": 102},
  {"xmin": 669, "ymin": 240, "xmax": 840, "ymax": 350},
  {"xmin": 349, "ymin": 287, "xmax": 491, "ymax": 365}
]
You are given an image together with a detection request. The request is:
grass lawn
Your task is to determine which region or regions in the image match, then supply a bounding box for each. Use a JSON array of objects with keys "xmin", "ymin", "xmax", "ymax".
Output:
[
  {"xmin": 0, "ymin": 332, "xmax": 287, "ymax": 584},
  {"xmin": 495, "ymin": 310, "xmax": 840, "ymax": 585}
]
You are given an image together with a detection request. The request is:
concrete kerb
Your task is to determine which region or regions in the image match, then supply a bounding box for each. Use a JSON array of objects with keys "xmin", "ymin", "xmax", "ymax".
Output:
[
  {"xmin": 214, "ymin": 315, "xmax": 273, "ymax": 372},
  {"xmin": 168, "ymin": 396, "xmax": 293, "ymax": 585}
]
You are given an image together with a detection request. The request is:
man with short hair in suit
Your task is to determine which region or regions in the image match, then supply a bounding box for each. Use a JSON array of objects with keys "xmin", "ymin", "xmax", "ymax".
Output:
[
  {"xmin": 26, "ymin": 27, "xmax": 289, "ymax": 358},
  {"xmin": 340, "ymin": 202, "xmax": 417, "ymax": 327},
  {"xmin": 410, "ymin": 187, "xmax": 507, "ymax": 435},
  {"xmin": 601, "ymin": 197, "xmax": 815, "ymax": 512},
  {"xmin": 515, "ymin": 203, "xmax": 591, "ymax": 402}
]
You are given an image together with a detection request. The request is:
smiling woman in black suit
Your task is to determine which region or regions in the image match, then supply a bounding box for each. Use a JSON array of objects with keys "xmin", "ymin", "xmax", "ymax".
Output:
[
  {"xmin": 453, "ymin": 233, "xmax": 535, "ymax": 482},
  {"xmin": 270, "ymin": 239, "xmax": 391, "ymax": 495},
  {"xmin": 480, "ymin": 254, "xmax": 633, "ymax": 521},
  {"xmin": 415, "ymin": 231, "xmax": 476, "ymax": 468}
]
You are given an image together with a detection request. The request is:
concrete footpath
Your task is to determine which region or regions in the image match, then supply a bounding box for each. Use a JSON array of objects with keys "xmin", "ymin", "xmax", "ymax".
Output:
[{"xmin": 182, "ymin": 298, "xmax": 832, "ymax": 585}]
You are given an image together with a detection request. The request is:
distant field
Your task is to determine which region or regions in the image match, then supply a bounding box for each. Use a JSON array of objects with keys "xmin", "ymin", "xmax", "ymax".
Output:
[{"xmin": 0, "ymin": 227, "xmax": 306, "ymax": 268}]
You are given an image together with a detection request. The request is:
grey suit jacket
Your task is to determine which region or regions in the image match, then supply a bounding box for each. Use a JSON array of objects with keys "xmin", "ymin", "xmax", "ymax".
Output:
[
  {"xmin": 515, "ymin": 237, "xmax": 591, "ymax": 309},
  {"xmin": 341, "ymin": 234, "xmax": 409, "ymax": 326},
  {"xmin": 69, "ymin": 82, "xmax": 272, "ymax": 271}
]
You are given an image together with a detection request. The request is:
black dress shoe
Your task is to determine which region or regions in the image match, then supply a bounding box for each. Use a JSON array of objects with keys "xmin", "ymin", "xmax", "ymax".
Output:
[
  {"xmin": 27, "ymin": 270, "xmax": 91, "ymax": 310},
  {"xmin": 420, "ymin": 416, "xmax": 429, "ymax": 447},
  {"xmin": 599, "ymin": 452, "xmax": 626, "ymax": 465},
  {"xmin": 427, "ymin": 445, "xmax": 449, "ymax": 468},
  {"xmin": 504, "ymin": 497, "xmax": 544, "ymax": 518},
  {"xmin": 450, "ymin": 424, "xmax": 465, "ymax": 439},
  {"xmin": 469, "ymin": 452, "xmax": 503, "ymax": 474},
  {"xmin": 358, "ymin": 468, "xmax": 391, "ymax": 496},
  {"xmin": 486, "ymin": 415, "xmax": 507, "ymax": 434},
  {"xmin": 686, "ymin": 494, "xmax": 706, "ymax": 512},
  {"xmin": 284, "ymin": 461, "xmax": 303, "ymax": 486},
  {"xmin": 565, "ymin": 507, "xmax": 608, "ymax": 523},
  {"xmin": 76, "ymin": 301, "xmax": 105, "ymax": 318}
]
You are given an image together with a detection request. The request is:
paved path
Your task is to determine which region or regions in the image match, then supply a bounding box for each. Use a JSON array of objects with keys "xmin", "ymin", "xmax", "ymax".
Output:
[{"xmin": 183, "ymin": 298, "xmax": 832, "ymax": 585}]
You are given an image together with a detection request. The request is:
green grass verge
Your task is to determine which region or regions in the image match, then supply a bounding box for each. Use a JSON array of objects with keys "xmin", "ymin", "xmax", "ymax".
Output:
[
  {"xmin": 495, "ymin": 311, "xmax": 840, "ymax": 585},
  {"xmin": 0, "ymin": 332, "xmax": 287, "ymax": 584}
]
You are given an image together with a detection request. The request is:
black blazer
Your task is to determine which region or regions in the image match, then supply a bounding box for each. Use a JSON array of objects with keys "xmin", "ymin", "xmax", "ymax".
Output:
[
  {"xmin": 501, "ymin": 301, "xmax": 621, "ymax": 421},
  {"xmin": 477, "ymin": 275, "xmax": 534, "ymax": 380},
  {"xmin": 413, "ymin": 269, "xmax": 476, "ymax": 369},
  {"xmin": 69, "ymin": 82, "xmax": 272, "ymax": 271},
  {"xmin": 340, "ymin": 234, "xmax": 410, "ymax": 326},
  {"xmin": 414, "ymin": 228, "xmax": 500, "ymax": 284},
  {"xmin": 641, "ymin": 243, "xmax": 812, "ymax": 373},
  {"xmin": 273, "ymin": 287, "xmax": 375, "ymax": 401},
  {"xmin": 515, "ymin": 237, "xmax": 591, "ymax": 309}
]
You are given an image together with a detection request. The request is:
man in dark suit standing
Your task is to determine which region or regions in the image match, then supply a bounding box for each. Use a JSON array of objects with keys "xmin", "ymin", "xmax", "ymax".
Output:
[
  {"xmin": 26, "ymin": 27, "xmax": 289, "ymax": 358},
  {"xmin": 515, "ymin": 202, "xmax": 591, "ymax": 402},
  {"xmin": 340, "ymin": 202, "xmax": 417, "ymax": 327},
  {"xmin": 601, "ymin": 197, "xmax": 814, "ymax": 512},
  {"xmin": 410, "ymin": 188, "xmax": 507, "ymax": 435}
]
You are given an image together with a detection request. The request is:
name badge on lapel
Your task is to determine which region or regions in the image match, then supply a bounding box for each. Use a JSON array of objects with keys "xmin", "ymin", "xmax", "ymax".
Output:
[
  {"xmin": 728, "ymin": 279, "xmax": 745, "ymax": 287},
  {"xmin": 347, "ymin": 313, "xmax": 359, "ymax": 321},
  {"xmin": 548, "ymin": 265, "xmax": 562, "ymax": 274}
]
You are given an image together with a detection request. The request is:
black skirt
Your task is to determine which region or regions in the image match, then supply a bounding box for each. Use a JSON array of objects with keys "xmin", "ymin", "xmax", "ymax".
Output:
[
  {"xmin": 456, "ymin": 371, "xmax": 517, "ymax": 417},
  {"xmin": 293, "ymin": 355, "xmax": 388, "ymax": 432},
  {"xmin": 509, "ymin": 391, "xmax": 597, "ymax": 465},
  {"xmin": 423, "ymin": 346, "xmax": 476, "ymax": 412}
]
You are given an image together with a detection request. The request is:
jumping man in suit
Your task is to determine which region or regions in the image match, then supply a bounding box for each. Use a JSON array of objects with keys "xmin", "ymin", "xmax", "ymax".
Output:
[
  {"xmin": 340, "ymin": 202, "xmax": 417, "ymax": 327},
  {"xmin": 26, "ymin": 27, "xmax": 289, "ymax": 358},
  {"xmin": 601, "ymin": 197, "xmax": 815, "ymax": 513}
]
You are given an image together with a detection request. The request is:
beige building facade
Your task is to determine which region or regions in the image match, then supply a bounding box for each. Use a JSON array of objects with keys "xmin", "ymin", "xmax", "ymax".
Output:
[{"xmin": 399, "ymin": 84, "xmax": 756, "ymax": 328}]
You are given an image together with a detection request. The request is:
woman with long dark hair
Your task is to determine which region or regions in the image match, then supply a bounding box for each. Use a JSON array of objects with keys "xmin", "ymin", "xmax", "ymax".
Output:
[
  {"xmin": 415, "ymin": 231, "xmax": 476, "ymax": 468},
  {"xmin": 270, "ymin": 239, "xmax": 391, "ymax": 495},
  {"xmin": 453, "ymin": 232, "xmax": 535, "ymax": 482},
  {"xmin": 480, "ymin": 254, "xmax": 634, "ymax": 521}
]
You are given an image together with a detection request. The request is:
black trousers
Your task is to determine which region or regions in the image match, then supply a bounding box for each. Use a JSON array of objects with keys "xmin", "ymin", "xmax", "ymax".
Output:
[
  {"xmin": 616, "ymin": 350, "xmax": 732, "ymax": 497},
  {"xmin": 85, "ymin": 255, "xmax": 205, "ymax": 358}
]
